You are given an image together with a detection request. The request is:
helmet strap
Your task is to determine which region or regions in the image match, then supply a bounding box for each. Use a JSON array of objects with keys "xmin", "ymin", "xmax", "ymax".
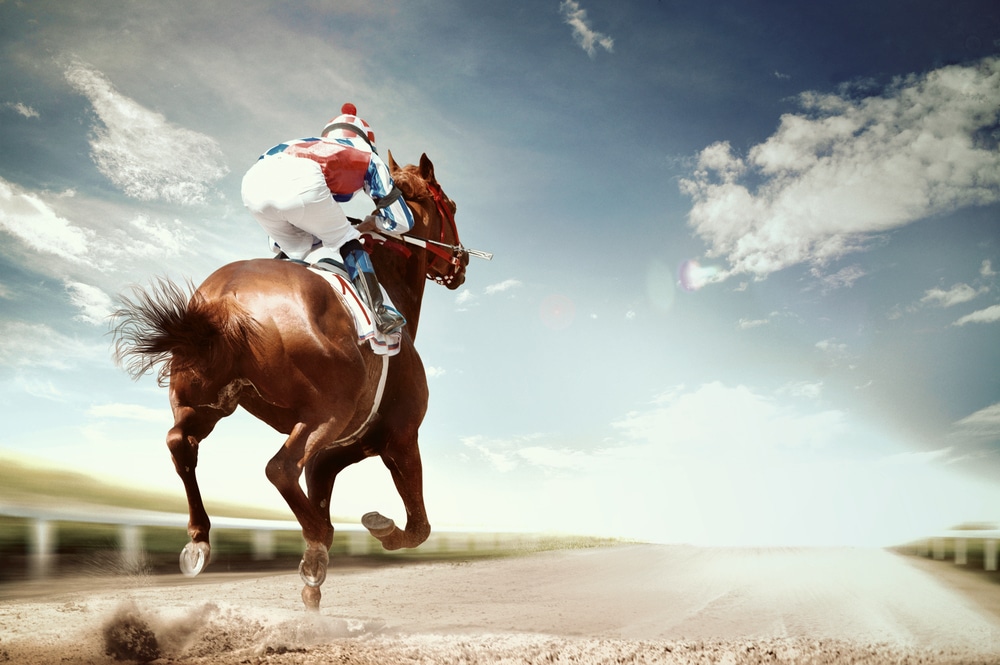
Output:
[{"xmin": 321, "ymin": 122, "xmax": 377, "ymax": 152}]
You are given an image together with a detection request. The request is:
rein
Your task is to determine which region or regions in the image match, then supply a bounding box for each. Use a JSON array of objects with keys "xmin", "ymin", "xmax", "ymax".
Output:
[
  {"xmin": 405, "ymin": 179, "xmax": 466, "ymax": 286},
  {"xmin": 354, "ymin": 180, "xmax": 489, "ymax": 286}
]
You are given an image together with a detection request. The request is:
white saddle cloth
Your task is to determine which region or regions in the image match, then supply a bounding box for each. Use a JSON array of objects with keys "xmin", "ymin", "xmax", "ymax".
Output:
[{"xmin": 301, "ymin": 246, "xmax": 402, "ymax": 357}]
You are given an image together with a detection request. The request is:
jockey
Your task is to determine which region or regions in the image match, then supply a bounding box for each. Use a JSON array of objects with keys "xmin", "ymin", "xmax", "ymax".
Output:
[{"xmin": 241, "ymin": 103, "xmax": 413, "ymax": 335}]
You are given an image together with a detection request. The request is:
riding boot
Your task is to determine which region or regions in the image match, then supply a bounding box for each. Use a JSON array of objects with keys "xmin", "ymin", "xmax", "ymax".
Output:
[
  {"xmin": 353, "ymin": 269, "xmax": 406, "ymax": 335},
  {"xmin": 341, "ymin": 244, "xmax": 405, "ymax": 335}
]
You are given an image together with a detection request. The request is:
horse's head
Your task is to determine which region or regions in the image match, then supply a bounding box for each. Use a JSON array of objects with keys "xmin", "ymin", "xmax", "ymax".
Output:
[{"xmin": 388, "ymin": 152, "xmax": 468, "ymax": 290}]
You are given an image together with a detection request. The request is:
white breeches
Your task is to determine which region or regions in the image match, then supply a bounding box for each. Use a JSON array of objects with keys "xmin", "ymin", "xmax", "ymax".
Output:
[{"xmin": 241, "ymin": 154, "xmax": 360, "ymax": 260}]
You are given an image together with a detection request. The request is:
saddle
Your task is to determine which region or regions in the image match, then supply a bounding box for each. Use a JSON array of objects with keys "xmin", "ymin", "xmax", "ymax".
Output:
[{"xmin": 274, "ymin": 250, "xmax": 402, "ymax": 357}]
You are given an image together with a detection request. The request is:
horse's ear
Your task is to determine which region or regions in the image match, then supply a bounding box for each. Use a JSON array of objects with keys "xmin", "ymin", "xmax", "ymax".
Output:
[
  {"xmin": 418, "ymin": 153, "xmax": 436, "ymax": 183},
  {"xmin": 387, "ymin": 150, "xmax": 400, "ymax": 173}
]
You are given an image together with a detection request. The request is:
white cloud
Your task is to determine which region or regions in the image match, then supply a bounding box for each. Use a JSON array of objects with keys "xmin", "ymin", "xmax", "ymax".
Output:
[
  {"xmin": 454, "ymin": 290, "xmax": 476, "ymax": 306},
  {"xmin": 425, "ymin": 365, "xmax": 447, "ymax": 378},
  {"xmin": 96, "ymin": 214, "xmax": 188, "ymax": 264},
  {"xmin": 64, "ymin": 61, "xmax": 229, "ymax": 205},
  {"xmin": 65, "ymin": 280, "xmax": 114, "ymax": 325},
  {"xmin": 516, "ymin": 446, "xmax": 590, "ymax": 471},
  {"xmin": 461, "ymin": 434, "xmax": 524, "ymax": 473},
  {"xmin": 0, "ymin": 321, "xmax": 104, "ymax": 369},
  {"xmin": 4, "ymin": 101, "xmax": 39, "ymax": 118},
  {"xmin": 485, "ymin": 278, "xmax": 522, "ymax": 295},
  {"xmin": 460, "ymin": 433, "xmax": 606, "ymax": 476},
  {"xmin": 779, "ymin": 381, "xmax": 824, "ymax": 400},
  {"xmin": 449, "ymin": 382, "xmax": 976, "ymax": 546},
  {"xmin": 953, "ymin": 303, "xmax": 1000, "ymax": 326},
  {"xmin": 921, "ymin": 283, "xmax": 980, "ymax": 307},
  {"xmin": 681, "ymin": 57, "xmax": 1000, "ymax": 280},
  {"xmin": 559, "ymin": 0, "xmax": 614, "ymax": 57},
  {"xmin": 16, "ymin": 376, "xmax": 65, "ymax": 402},
  {"xmin": 612, "ymin": 382, "xmax": 845, "ymax": 455},
  {"xmin": 815, "ymin": 338, "xmax": 847, "ymax": 355},
  {"xmin": 129, "ymin": 215, "xmax": 186, "ymax": 254},
  {"xmin": 737, "ymin": 317, "xmax": 768, "ymax": 329},
  {"xmin": 814, "ymin": 264, "xmax": 865, "ymax": 290},
  {"xmin": 950, "ymin": 402, "xmax": 1000, "ymax": 441},
  {"xmin": 982, "ymin": 259, "xmax": 996, "ymax": 278},
  {"xmin": 881, "ymin": 447, "xmax": 955, "ymax": 466},
  {"xmin": 0, "ymin": 176, "xmax": 93, "ymax": 262}
]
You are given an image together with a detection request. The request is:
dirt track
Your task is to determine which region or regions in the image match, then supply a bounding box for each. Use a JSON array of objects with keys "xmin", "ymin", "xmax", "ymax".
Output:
[{"xmin": 1, "ymin": 544, "xmax": 999, "ymax": 664}]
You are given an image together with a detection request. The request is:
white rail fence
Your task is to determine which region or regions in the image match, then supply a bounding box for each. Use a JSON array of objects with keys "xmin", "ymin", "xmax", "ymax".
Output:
[
  {"xmin": 911, "ymin": 529, "xmax": 1000, "ymax": 571},
  {"xmin": 0, "ymin": 501, "xmax": 535, "ymax": 579}
]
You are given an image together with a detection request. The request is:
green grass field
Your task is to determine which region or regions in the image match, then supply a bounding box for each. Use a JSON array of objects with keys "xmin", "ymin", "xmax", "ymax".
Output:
[{"xmin": 0, "ymin": 455, "xmax": 290, "ymax": 520}]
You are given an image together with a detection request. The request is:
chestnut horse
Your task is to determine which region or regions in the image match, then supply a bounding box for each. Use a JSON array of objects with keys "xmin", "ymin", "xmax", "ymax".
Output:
[{"xmin": 111, "ymin": 153, "xmax": 467, "ymax": 609}]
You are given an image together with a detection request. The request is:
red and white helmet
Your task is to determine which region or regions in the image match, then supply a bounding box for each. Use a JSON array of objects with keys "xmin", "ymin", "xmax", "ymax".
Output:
[{"xmin": 321, "ymin": 103, "xmax": 377, "ymax": 152}]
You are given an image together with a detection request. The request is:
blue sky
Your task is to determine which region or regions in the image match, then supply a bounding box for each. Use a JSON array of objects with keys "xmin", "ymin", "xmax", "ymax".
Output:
[{"xmin": 1, "ymin": 1, "xmax": 999, "ymax": 547}]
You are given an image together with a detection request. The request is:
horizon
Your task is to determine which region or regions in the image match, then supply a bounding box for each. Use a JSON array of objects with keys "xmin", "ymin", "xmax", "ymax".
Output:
[{"xmin": 3, "ymin": 449, "xmax": 993, "ymax": 546}]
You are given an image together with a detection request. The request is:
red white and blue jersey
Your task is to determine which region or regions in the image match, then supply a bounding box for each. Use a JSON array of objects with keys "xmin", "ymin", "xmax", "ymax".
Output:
[{"xmin": 259, "ymin": 137, "xmax": 414, "ymax": 233}]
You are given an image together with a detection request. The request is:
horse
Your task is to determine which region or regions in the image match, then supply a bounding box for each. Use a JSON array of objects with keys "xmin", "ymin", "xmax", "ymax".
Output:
[{"xmin": 110, "ymin": 153, "xmax": 468, "ymax": 609}]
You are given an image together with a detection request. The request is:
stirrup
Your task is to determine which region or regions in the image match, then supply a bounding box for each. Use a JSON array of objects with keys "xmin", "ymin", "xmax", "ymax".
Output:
[{"xmin": 374, "ymin": 306, "xmax": 406, "ymax": 335}]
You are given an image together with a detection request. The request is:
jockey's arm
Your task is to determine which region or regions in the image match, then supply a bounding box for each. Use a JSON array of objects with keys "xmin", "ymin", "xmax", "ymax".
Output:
[{"xmin": 365, "ymin": 157, "xmax": 414, "ymax": 235}]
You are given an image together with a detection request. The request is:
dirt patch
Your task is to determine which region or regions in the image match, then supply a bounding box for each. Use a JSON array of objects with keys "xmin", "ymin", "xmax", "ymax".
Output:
[
  {"xmin": 8, "ymin": 619, "xmax": 997, "ymax": 665},
  {"xmin": 101, "ymin": 602, "xmax": 161, "ymax": 661},
  {"xmin": 2, "ymin": 545, "xmax": 999, "ymax": 664}
]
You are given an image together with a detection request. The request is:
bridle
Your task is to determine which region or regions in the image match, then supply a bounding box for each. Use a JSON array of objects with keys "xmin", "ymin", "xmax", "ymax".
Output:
[
  {"xmin": 360, "ymin": 180, "xmax": 468, "ymax": 287},
  {"xmin": 420, "ymin": 180, "xmax": 468, "ymax": 287}
]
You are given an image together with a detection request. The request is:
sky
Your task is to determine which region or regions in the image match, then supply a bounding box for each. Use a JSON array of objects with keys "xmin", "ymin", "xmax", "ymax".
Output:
[{"xmin": 1, "ymin": 0, "xmax": 999, "ymax": 548}]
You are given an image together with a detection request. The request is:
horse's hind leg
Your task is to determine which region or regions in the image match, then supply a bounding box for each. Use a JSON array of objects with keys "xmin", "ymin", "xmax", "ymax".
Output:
[
  {"xmin": 265, "ymin": 421, "xmax": 346, "ymax": 609},
  {"xmin": 167, "ymin": 401, "xmax": 224, "ymax": 577},
  {"xmin": 299, "ymin": 445, "xmax": 368, "ymax": 608}
]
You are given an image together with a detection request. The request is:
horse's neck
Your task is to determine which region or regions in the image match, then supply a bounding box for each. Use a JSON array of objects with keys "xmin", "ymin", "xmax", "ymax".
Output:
[{"xmin": 375, "ymin": 246, "xmax": 427, "ymax": 339}]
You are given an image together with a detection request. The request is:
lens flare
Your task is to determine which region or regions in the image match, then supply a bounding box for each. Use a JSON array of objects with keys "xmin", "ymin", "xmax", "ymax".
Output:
[
  {"xmin": 540, "ymin": 294, "xmax": 576, "ymax": 330},
  {"xmin": 678, "ymin": 259, "xmax": 720, "ymax": 292}
]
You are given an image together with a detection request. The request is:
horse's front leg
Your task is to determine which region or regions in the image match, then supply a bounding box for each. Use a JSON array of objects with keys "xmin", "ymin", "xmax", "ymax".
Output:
[
  {"xmin": 364, "ymin": 433, "xmax": 431, "ymax": 551},
  {"xmin": 166, "ymin": 404, "xmax": 219, "ymax": 577}
]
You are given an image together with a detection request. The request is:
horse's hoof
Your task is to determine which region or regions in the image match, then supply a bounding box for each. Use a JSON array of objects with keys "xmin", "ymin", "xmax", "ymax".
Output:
[
  {"xmin": 298, "ymin": 548, "xmax": 329, "ymax": 588},
  {"xmin": 179, "ymin": 541, "xmax": 210, "ymax": 577},
  {"xmin": 362, "ymin": 511, "xmax": 396, "ymax": 538},
  {"xmin": 302, "ymin": 584, "xmax": 322, "ymax": 610}
]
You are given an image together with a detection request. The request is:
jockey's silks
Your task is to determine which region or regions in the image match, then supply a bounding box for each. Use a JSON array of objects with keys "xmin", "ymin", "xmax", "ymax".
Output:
[{"xmin": 258, "ymin": 136, "xmax": 413, "ymax": 234}]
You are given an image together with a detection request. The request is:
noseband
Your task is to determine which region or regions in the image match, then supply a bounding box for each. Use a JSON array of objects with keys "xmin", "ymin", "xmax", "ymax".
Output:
[{"xmin": 423, "ymin": 181, "xmax": 466, "ymax": 287}]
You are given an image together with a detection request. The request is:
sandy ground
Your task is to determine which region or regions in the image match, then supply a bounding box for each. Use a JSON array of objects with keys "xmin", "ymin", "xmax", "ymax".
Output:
[{"xmin": 1, "ymin": 544, "xmax": 999, "ymax": 664}]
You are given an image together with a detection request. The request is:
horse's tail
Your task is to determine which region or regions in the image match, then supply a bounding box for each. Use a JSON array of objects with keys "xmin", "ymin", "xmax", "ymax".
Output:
[{"xmin": 110, "ymin": 277, "xmax": 262, "ymax": 386}]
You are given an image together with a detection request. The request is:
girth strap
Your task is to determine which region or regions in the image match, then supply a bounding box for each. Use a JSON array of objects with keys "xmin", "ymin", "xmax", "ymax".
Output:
[{"xmin": 333, "ymin": 354, "xmax": 389, "ymax": 446}]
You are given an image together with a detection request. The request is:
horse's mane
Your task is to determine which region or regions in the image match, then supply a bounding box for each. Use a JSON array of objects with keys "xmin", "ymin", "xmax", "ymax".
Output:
[
  {"xmin": 392, "ymin": 166, "xmax": 431, "ymax": 202},
  {"xmin": 392, "ymin": 163, "xmax": 457, "ymax": 220}
]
